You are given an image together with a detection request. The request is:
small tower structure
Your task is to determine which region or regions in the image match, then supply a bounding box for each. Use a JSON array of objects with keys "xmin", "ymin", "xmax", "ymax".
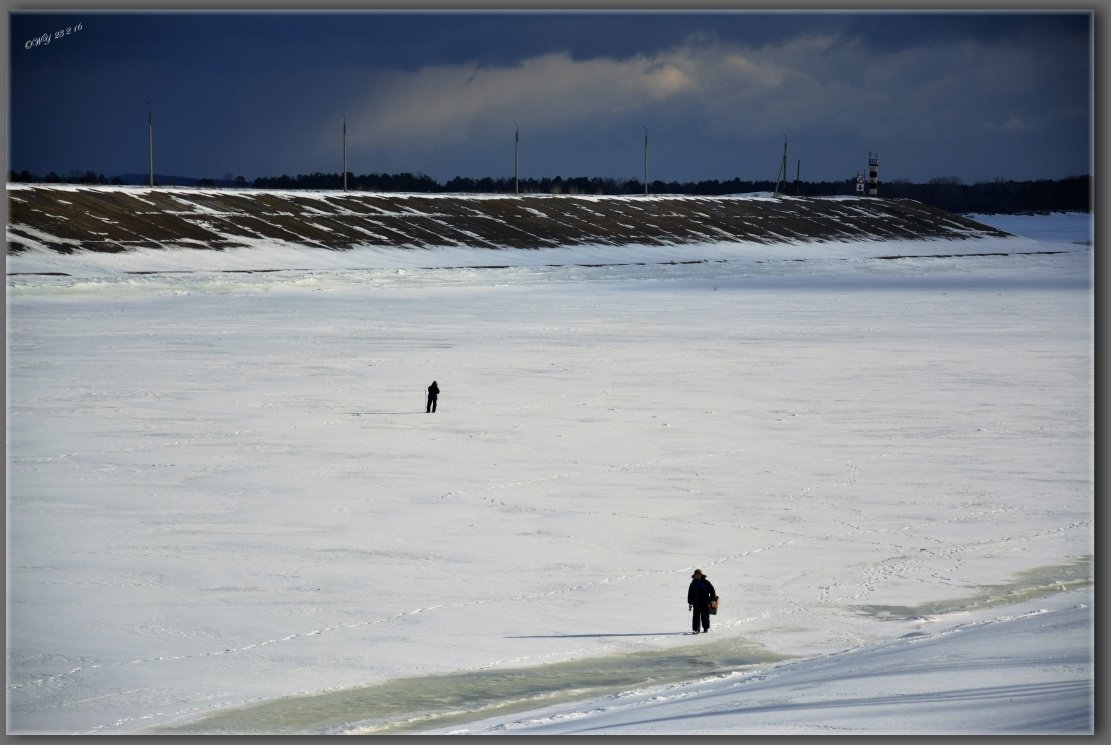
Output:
[{"xmin": 867, "ymin": 151, "xmax": 879, "ymax": 197}]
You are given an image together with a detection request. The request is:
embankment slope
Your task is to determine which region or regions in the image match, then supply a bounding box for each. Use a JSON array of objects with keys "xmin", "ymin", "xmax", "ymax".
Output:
[{"xmin": 7, "ymin": 185, "xmax": 1009, "ymax": 255}]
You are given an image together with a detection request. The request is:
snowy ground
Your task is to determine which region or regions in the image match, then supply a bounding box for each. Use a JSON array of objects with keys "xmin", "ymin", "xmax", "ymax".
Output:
[
  {"xmin": 5, "ymin": 210, "xmax": 1093, "ymax": 734},
  {"xmin": 422, "ymin": 588, "xmax": 1093, "ymax": 735}
]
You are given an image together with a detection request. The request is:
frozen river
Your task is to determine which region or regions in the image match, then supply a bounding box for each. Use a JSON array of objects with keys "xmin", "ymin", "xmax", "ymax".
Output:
[{"xmin": 6, "ymin": 211, "xmax": 1092, "ymax": 734}]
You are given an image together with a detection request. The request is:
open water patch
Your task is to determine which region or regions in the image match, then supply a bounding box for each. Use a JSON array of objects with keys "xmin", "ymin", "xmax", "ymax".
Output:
[{"xmin": 153, "ymin": 635, "xmax": 787, "ymax": 735}]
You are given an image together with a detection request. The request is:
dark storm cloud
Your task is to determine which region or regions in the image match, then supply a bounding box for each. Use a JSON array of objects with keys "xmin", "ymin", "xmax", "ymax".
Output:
[{"xmin": 8, "ymin": 11, "xmax": 1091, "ymax": 184}]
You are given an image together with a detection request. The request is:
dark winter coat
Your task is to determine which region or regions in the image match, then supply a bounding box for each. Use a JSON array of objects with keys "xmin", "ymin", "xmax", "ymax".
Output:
[
  {"xmin": 688, "ymin": 577, "xmax": 717, "ymax": 607},
  {"xmin": 427, "ymin": 382, "xmax": 439, "ymax": 399}
]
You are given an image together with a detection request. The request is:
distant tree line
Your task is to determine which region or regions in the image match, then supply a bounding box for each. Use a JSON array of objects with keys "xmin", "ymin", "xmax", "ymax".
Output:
[
  {"xmin": 877, "ymin": 176, "xmax": 1091, "ymax": 214},
  {"xmin": 252, "ymin": 171, "xmax": 439, "ymax": 192},
  {"xmin": 9, "ymin": 169, "xmax": 1090, "ymax": 214},
  {"xmin": 9, "ymin": 169, "xmax": 125, "ymax": 186}
]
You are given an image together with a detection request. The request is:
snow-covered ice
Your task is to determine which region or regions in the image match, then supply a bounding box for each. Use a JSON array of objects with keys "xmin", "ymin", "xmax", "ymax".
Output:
[
  {"xmin": 5, "ymin": 211, "xmax": 1092, "ymax": 734},
  {"xmin": 423, "ymin": 589, "xmax": 1092, "ymax": 735}
]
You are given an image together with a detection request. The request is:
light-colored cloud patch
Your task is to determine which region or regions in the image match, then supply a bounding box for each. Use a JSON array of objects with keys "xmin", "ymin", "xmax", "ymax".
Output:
[
  {"xmin": 326, "ymin": 27, "xmax": 1085, "ymax": 177},
  {"xmin": 644, "ymin": 62, "xmax": 695, "ymax": 98},
  {"xmin": 342, "ymin": 39, "xmax": 801, "ymax": 151}
]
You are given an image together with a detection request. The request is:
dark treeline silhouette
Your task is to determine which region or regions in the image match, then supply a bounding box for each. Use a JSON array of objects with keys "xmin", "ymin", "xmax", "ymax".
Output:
[
  {"xmin": 877, "ymin": 176, "xmax": 1091, "ymax": 214},
  {"xmin": 252, "ymin": 171, "xmax": 440, "ymax": 192},
  {"xmin": 9, "ymin": 169, "xmax": 1090, "ymax": 214},
  {"xmin": 10, "ymin": 169, "xmax": 123, "ymax": 186}
]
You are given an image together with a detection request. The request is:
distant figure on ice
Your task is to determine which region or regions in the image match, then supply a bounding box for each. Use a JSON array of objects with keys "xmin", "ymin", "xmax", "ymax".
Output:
[
  {"xmin": 687, "ymin": 569, "xmax": 717, "ymax": 634},
  {"xmin": 426, "ymin": 380, "xmax": 440, "ymax": 413}
]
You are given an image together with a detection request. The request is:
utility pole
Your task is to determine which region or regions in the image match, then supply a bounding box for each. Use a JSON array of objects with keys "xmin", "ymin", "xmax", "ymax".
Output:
[
  {"xmin": 774, "ymin": 134, "xmax": 787, "ymax": 195},
  {"xmin": 341, "ymin": 114, "xmax": 347, "ymax": 192},
  {"xmin": 514, "ymin": 122, "xmax": 519, "ymax": 195},
  {"xmin": 795, "ymin": 159, "xmax": 801, "ymax": 196},
  {"xmin": 643, "ymin": 126, "xmax": 648, "ymax": 195},
  {"xmin": 146, "ymin": 101, "xmax": 153, "ymax": 189}
]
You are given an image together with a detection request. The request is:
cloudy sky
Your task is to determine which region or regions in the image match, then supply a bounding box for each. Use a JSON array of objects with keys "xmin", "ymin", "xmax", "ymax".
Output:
[{"xmin": 8, "ymin": 10, "xmax": 1092, "ymax": 184}]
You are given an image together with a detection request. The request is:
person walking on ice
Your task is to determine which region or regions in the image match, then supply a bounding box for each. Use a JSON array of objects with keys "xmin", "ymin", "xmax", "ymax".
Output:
[
  {"xmin": 687, "ymin": 569, "xmax": 717, "ymax": 634},
  {"xmin": 426, "ymin": 380, "xmax": 440, "ymax": 413}
]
